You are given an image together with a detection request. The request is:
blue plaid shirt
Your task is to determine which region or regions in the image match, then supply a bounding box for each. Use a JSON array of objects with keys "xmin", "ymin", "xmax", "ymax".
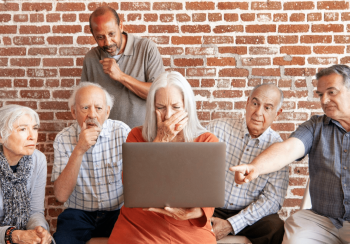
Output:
[
  {"xmin": 52, "ymin": 119, "xmax": 130, "ymax": 211},
  {"xmin": 206, "ymin": 118, "xmax": 289, "ymax": 234},
  {"xmin": 291, "ymin": 115, "xmax": 350, "ymax": 228}
]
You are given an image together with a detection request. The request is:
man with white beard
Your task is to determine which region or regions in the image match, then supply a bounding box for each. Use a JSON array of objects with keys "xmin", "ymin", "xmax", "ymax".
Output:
[{"xmin": 51, "ymin": 82, "xmax": 130, "ymax": 244}]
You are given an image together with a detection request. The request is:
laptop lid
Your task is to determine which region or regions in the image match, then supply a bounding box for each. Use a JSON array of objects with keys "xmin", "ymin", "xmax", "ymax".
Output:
[{"xmin": 123, "ymin": 142, "xmax": 226, "ymax": 208}]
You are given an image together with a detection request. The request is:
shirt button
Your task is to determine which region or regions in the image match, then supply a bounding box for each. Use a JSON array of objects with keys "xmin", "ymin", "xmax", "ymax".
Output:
[
  {"xmin": 236, "ymin": 184, "xmax": 239, "ymax": 187},
  {"xmin": 344, "ymin": 184, "xmax": 347, "ymax": 187},
  {"xmin": 345, "ymin": 150, "xmax": 348, "ymax": 153},
  {"xmin": 246, "ymin": 149, "xmax": 249, "ymax": 151},
  {"xmin": 230, "ymin": 203, "xmax": 233, "ymax": 205},
  {"xmin": 344, "ymin": 167, "xmax": 348, "ymax": 170},
  {"xmin": 345, "ymin": 201, "xmax": 348, "ymax": 204}
]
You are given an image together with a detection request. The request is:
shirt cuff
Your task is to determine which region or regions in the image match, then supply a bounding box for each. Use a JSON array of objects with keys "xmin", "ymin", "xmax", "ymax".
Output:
[{"xmin": 227, "ymin": 212, "xmax": 248, "ymax": 235}]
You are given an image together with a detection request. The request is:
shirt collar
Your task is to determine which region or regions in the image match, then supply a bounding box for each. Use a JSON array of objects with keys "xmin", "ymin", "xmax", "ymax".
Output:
[
  {"xmin": 123, "ymin": 32, "xmax": 134, "ymax": 56},
  {"xmin": 241, "ymin": 119, "xmax": 272, "ymax": 145},
  {"xmin": 324, "ymin": 115, "xmax": 347, "ymax": 133}
]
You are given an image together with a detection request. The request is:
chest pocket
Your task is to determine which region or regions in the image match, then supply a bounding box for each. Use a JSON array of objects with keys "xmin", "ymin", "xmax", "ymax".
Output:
[{"xmin": 106, "ymin": 159, "xmax": 123, "ymax": 186}]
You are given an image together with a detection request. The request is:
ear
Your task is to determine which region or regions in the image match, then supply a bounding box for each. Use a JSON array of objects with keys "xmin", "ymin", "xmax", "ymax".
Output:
[
  {"xmin": 274, "ymin": 108, "xmax": 283, "ymax": 121},
  {"xmin": 106, "ymin": 106, "xmax": 111, "ymax": 119},
  {"xmin": 0, "ymin": 135, "xmax": 3, "ymax": 144},
  {"xmin": 119, "ymin": 17, "xmax": 124, "ymax": 32},
  {"xmin": 245, "ymin": 96, "xmax": 250, "ymax": 109},
  {"xmin": 71, "ymin": 106, "xmax": 77, "ymax": 120}
]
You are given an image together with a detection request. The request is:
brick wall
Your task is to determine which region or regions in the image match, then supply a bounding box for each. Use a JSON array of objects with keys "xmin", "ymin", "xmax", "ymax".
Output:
[{"xmin": 1, "ymin": 0, "xmax": 348, "ymax": 233}]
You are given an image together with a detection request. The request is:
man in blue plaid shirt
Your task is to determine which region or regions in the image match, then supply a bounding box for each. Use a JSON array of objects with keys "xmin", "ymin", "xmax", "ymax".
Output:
[
  {"xmin": 51, "ymin": 82, "xmax": 130, "ymax": 244},
  {"xmin": 207, "ymin": 84, "xmax": 289, "ymax": 244},
  {"xmin": 232, "ymin": 65, "xmax": 350, "ymax": 243}
]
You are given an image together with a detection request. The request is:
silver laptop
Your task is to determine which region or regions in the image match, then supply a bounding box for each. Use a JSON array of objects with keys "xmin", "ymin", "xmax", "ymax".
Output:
[{"xmin": 122, "ymin": 142, "xmax": 226, "ymax": 208}]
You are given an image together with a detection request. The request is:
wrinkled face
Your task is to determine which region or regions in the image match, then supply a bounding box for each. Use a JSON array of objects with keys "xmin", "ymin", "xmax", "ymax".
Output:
[
  {"xmin": 91, "ymin": 11, "xmax": 123, "ymax": 56},
  {"xmin": 71, "ymin": 86, "xmax": 110, "ymax": 129},
  {"xmin": 245, "ymin": 86, "xmax": 282, "ymax": 138},
  {"xmin": 155, "ymin": 86, "xmax": 185, "ymax": 122},
  {"xmin": 316, "ymin": 73, "xmax": 350, "ymax": 121},
  {"xmin": 2, "ymin": 114, "xmax": 39, "ymax": 158}
]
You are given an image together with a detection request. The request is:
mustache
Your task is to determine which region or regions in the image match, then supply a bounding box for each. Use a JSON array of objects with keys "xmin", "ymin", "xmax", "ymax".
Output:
[
  {"xmin": 85, "ymin": 118, "xmax": 102, "ymax": 129},
  {"xmin": 102, "ymin": 44, "xmax": 118, "ymax": 51}
]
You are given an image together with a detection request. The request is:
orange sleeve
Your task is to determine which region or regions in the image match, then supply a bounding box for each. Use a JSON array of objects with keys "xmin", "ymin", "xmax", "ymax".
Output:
[
  {"xmin": 196, "ymin": 132, "xmax": 219, "ymax": 143},
  {"xmin": 189, "ymin": 207, "xmax": 214, "ymax": 227},
  {"xmin": 126, "ymin": 127, "xmax": 146, "ymax": 142}
]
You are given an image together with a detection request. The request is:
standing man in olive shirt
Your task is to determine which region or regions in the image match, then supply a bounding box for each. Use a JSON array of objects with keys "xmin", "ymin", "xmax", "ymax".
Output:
[{"xmin": 81, "ymin": 6, "xmax": 165, "ymax": 128}]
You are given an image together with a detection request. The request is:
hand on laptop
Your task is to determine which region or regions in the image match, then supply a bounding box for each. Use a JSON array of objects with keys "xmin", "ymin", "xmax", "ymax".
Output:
[
  {"xmin": 143, "ymin": 207, "xmax": 203, "ymax": 220},
  {"xmin": 153, "ymin": 110, "xmax": 188, "ymax": 142},
  {"xmin": 211, "ymin": 217, "xmax": 234, "ymax": 240}
]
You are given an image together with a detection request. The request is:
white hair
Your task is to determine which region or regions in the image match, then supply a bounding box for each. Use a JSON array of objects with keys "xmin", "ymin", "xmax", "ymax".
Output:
[
  {"xmin": 68, "ymin": 82, "xmax": 114, "ymax": 110},
  {"xmin": 0, "ymin": 105, "xmax": 40, "ymax": 144},
  {"xmin": 249, "ymin": 83, "xmax": 284, "ymax": 110},
  {"xmin": 142, "ymin": 71, "xmax": 207, "ymax": 142}
]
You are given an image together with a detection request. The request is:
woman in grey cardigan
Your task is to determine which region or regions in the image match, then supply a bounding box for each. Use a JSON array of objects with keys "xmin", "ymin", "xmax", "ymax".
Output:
[{"xmin": 0, "ymin": 105, "xmax": 51, "ymax": 244}]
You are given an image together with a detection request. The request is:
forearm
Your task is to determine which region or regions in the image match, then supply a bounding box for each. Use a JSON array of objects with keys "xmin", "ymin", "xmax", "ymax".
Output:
[
  {"xmin": 118, "ymin": 74, "xmax": 151, "ymax": 99},
  {"xmin": 26, "ymin": 213, "xmax": 49, "ymax": 231},
  {"xmin": 54, "ymin": 148, "xmax": 84, "ymax": 202}
]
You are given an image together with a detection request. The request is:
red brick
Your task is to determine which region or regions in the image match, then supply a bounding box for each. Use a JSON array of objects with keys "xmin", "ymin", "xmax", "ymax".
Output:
[
  {"xmin": 242, "ymin": 57, "xmax": 270, "ymax": 66},
  {"xmin": 53, "ymin": 90, "xmax": 73, "ymax": 99},
  {"xmin": 160, "ymin": 14, "xmax": 174, "ymax": 23},
  {"xmin": 19, "ymin": 26, "xmax": 50, "ymax": 34},
  {"xmin": 236, "ymin": 36, "xmax": 265, "ymax": 44},
  {"xmin": 40, "ymin": 102, "xmax": 68, "ymax": 110},
  {"xmin": 87, "ymin": 3, "xmax": 119, "ymax": 11},
  {"xmin": 0, "ymin": 48, "xmax": 25, "ymax": 56},
  {"xmin": 6, "ymin": 101, "xmax": 37, "ymax": 109},
  {"xmin": 27, "ymin": 69, "xmax": 57, "ymax": 77},
  {"xmin": 20, "ymin": 90, "xmax": 50, "ymax": 99},
  {"xmin": 56, "ymin": 3, "xmax": 85, "ymax": 11},
  {"xmin": 14, "ymin": 14, "xmax": 28, "ymax": 22},
  {"xmin": 62, "ymin": 14, "xmax": 76, "ymax": 22},
  {"xmin": 209, "ymin": 13, "xmax": 222, "ymax": 22},
  {"xmin": 342, "ymin": 12, "xmax": 350, "ymax": 21},
  {"xmin": 75, "ymin": 36, "xmax": 94, "ymax": 45},
  {"xmin": 257, "ymin": 13, "xmax": 272, "ymax": 22},
  {"xmin": 324, "ymin": 12, "xmax": 339, "ymax": 21},
  {"xmin": 45, "ymin": 79, "xmax": 59, "ymax": 88},
  {"xmin": 231, "ymin": 79, "xmax": 246, "ymax": 88},
  {"xmin": 14, "ymin": 79, "xmax": 28, "ymax": 87},
  {"xmin": 186, "ymin": 2, "xmax": 214, "ymax": 10},
  {"xmin": 284, "ymin": 68, "xmax": 316, "ymax": 76},
  {"xmin": 252, "ymin": 68, "xmax": 280, "ymax": 76},
  {"xmin": 203, "ymin": 101, "xmax": 233, "ymax": 110},
  {"xmin": 192, "ymin": 13, "xmax": 206, "ymax": 22},
  {"xmin": 241, "ymin": 13, "xmax": 255, "ymax": 21},
  {"xmin": 281, "ymin": 101, "xmax": 296, "ymax": 109},
  {"xmin": 162, "ymin": 58, "xmax": 170, "ymax": 66},
  {"xmin": 300, "ymin": 35, "xmax": 332, "ymax": 43},
  {"xmin": 271, "ymin": 123, "xmax": 295, "ymax": 131},
  {"xmin": 283, "ymin": 90, "xmax": 308, "ymax": 99},
  {"xmin": 0, "ymin": 69, "xmax": 25, "ymax": 77},
  {"xmin": 224, "ymin": 14, "xmax": 238, "ymax": 22},
  {"xmin": 143, "ymin": 14, "xmax": 157, "ymax": 22},
  {"xmin": 28, "ymin": 48, "xmax": 57, "ymax": 56},
  {"xmin": 273, "ymin": 13, "xmax": 288, "ymax": 22},
  {"xmin": 294, "ymin": 166, "xmax": 309, "ymax": 175},
  {"xmin": 30, "ymin": 14, "xmax": 44, "ymax": 22},
  {"xmin": 176, "ymin": 14, "xmax": 190, "ymax": 22},
  {"xmin": 335, "ymin": 35, "xmax": 350, "ymax": 44},
  {"xmin": 312, "ymin": 24, "xmax": 343, "ymax": 32},
  {"xmin": 207, "ymin": 57, "xmax": 236, "ymax": 66},
  {"xmin": 289, "ymin": 177, "xmax": 308, "ymax": 186},
  {"xmin": 3, "ymin": 37, "xmax": 11, "ymax": 46},
  {"xmin": 52, "ymin": 25, "xmax": 81, "ymax": 34},
  {"xmin": 121, "ymin": 2, "xmax": 150, "ymax": 11},
  {"xmin": 290, "ymin": 13, "xmax": 306, "ymax": 22},
  {"xmin": 0, "ymin": 14, "xmax": 11, "ymax": 22},
  {"xmin": 46, "ymin": 13, "xmax": 60, "ymax": 22},
  {"xmin": 0, "ymin": 90, "xmax": 18, "ymax": 99},
  {"xmin": 213, "ymin": 90, "xmax": 243, "ymax": 98},
  {"xmin": 218, "ymin": 2, "xmax": 248, "ymax": 10},
  {"xmin": 60, "ymin": 79, "xmax": 74, "ymax": 87},
  {"xmin": 143, "ymin": 36, "xmax": 169, "ymax": 45},
  {"xmin": 281, "ymin": 46, "xmax": 311, "ymax": 55},
  {"xmin": 291, "ymin": 188, "xmax": 306, "ymax": 197},
  {"xmin": 29, "ymin": 79, "xmax": 44, "ymax": 87},
  {"xmin": 213, "ymin": 25, "xmax": 243, "ymax": 33},
  {"xmin": 158, "ymin": 47, "xmax": 184, "ymax": 55},
  {"xmin": 317, "ymin": 1, "xmax": 349, "ymax": 10},
  {"xmin": 13, "ymin": 36, "xmax": 45, "ymax": 45},
  {"xmin": 0, "ymin": 26, "xmax": 17, "ymax": 34},
  {"xmin": 60, "ymin": 68, "xmax": 82, "ymax": 77},
  {"xmin": 252, "ymin": 2, "xmax": 282, "ymax": 10},
  {"xmin": 340, "ymin": 57, "xmax": 350, "ymax": 64},
  {"xmin": 174, "ymin": 58, "xmax": 204, "ymax": 67},
  {"xmin": 314, "ymin": 46, "xmax": 344, "ymax": 54},
  {"xmin": 186, "ymin": 47, "xmax": 215, "ymax": 55},
  {"xmin": 47, "ymin": 36, "xmax": 73, "ymax": 45},
  {"xmin": 203, "ymin": 36, "xmax": 233, "ymax": 44},
  {"xmin": 219, "ymin": 68, "xmax": 249, "ymax": 77},
  {"xmin": 188, "ymin": 79, "xmax": 200, "ymax": 88},
  {"xmin": 201, "ymin": 79, "xmax": 215, "ymax": 87},
  {"xmin": 284, "ymin": 1, "xmax": 315, "ymax": 10},
  {"xmin": 153, "ymin": 2, "xmax": 182, "ymax": 10},
  {"xmin": 295, "ymin": 79, "xmax": 307, "ymax": 88},
  {"xmin": 124, "ymin": 25, "xmax": 146, "ymax": 33},
  {"xmin": 43, "ymin": 58, "xmax": 74, "ymax": 67},
  {"xmin": 308, "ymin": 57, "xmax": 337, "ymax": 65},
  {"xmin": 273, "ymin": 57, "xmax": 305, "ymax": 66},
  {"xmin": 22, "ymin": 3, "xmax": 51, "ymax": 11},
  {"xmin": 219, "ymin": 46, "xmax": 247, "ymax": 55},
  {"xmin": 55, "ymin": 112, "xmax": 74, "ymax": 120},
  {"xmin": 0, "ymin": 79, "xmax": 11, "ymax": 87},
  {"xmin": 278, "ymin": 24, "xmax": 309, "ymax": 33},
  {"xmin": 283, "ymin": 199, "xmax": 302, "ymax": 207},
  {"xmin": 186, "ymin": 68, "xmax": 216, "ymax": 77},
  {"xmin": 211, "ymin": 112, "xmax": 241, "ymax": 120},
  {"xmin": 268, "ymin": 36, "xmax": 298, "ymax": 44},
  {"xmin": 181, "ymin": 25, "xmax": 211, "ymax": 33},
  {"xmin": 197, "ymin": 112, "xmax": 210, "ymax": 121},
  {"xmin": 0, "ymin": 58, "xmax": 7, "ymax": 66},
  {"xmin": 246, "ymin": 25, "xmax": 276, "ymax": 33},
  {"xmin": 10, "ymin": 58, "xmax": 40, "ymax": 67},
  {"xmin": 77, "ymin": 13, "xmax": 88, "ymax": 23},
  {"xmin": 307, "ymin": 13, "xmax": 322, "ymax": 21},
  {"xmin": 218, "ymin": 79, "xmax": 232, "ymax": 88},
  {"xmin": 59, "ymin": 47, "xmax": 89, "ymax": 56},
  {"xmin": 149, "ymin": 25, "xmax": 179, "ymax": 33},
  {"xmin": 250, "ymin": 46, "xmax": 278, "ymax": 55}
]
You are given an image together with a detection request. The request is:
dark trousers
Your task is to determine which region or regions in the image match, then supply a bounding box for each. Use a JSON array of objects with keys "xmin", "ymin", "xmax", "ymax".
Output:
[
  {"xmin": 214, "ymin": 208, "xmax": 284, "ymax": 244},
  {"xmin": 53, "ymin": 208, "xmax": 120, "ymax": 244}
]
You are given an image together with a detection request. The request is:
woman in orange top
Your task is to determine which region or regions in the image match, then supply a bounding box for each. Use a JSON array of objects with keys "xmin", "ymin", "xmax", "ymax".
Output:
[{"xmin": 108, "ymin": 71, "xmax": 218, "ymax": 244}]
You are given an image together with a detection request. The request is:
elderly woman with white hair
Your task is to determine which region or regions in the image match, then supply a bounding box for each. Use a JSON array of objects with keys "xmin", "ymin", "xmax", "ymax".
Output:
[
  {"xmin": 0, "ymin": 105, "xmax": 51, "ymax": 244},
  {"xmin": 108, "ymin": 71, "xmax": 218, "ymax": 244}
]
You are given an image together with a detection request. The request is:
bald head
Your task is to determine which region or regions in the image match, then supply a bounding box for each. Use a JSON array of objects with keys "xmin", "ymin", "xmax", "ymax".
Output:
[
  {"xmin": 89, "ymin": 6, "xmax": 120, "ymax": 34},
  {"xmin": 249, "ymin": 83, "xmax": 283, "ymax": 110}
]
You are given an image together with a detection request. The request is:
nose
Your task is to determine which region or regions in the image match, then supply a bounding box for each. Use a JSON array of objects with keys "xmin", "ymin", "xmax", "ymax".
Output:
[
  {"xmin": 27, "ymin": 128, "xmax": 37, "ymax": 141},
  {"xmin": 104, "ymin": 36, "xmax": 112, "ymax": 47},
  {"xmin": 254, "ymin": 104, "xmax": 264, "ymax": 116},
  {"xmin": 164, "ymin": 107, "xmax": 174, "ymax": 120},
  {"xmin": 88, "ymin": 107, "xmax": 97, "ymax": 118},
  {"xmin": 321, "ymin": 94, "xmax": 329, "ymax": 105}
]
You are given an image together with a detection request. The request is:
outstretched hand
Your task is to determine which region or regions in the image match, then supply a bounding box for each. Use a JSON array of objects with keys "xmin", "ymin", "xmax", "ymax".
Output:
[
  {"xmin": 229, "ymin": 164, "xmax": 259, "ymax": 184},
  {"xmin": 143, "ymin": 207, "xmax": 203, "ymax": 221}
]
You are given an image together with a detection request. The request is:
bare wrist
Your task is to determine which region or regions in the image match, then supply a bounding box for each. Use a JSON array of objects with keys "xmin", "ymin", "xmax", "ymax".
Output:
[{"xmin": 11, "ymin": 230, "xmax": 20, "ymax": 243}]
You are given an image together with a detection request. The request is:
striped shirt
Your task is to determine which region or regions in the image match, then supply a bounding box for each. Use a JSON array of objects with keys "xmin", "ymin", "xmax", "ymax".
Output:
[
  {"xmin": 52, "ymin": 119, "xmax": 130, "ymax": 211},
  {"xmin": 206, "ymin": 118, "xmax": 289, "ymax": 234}
]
